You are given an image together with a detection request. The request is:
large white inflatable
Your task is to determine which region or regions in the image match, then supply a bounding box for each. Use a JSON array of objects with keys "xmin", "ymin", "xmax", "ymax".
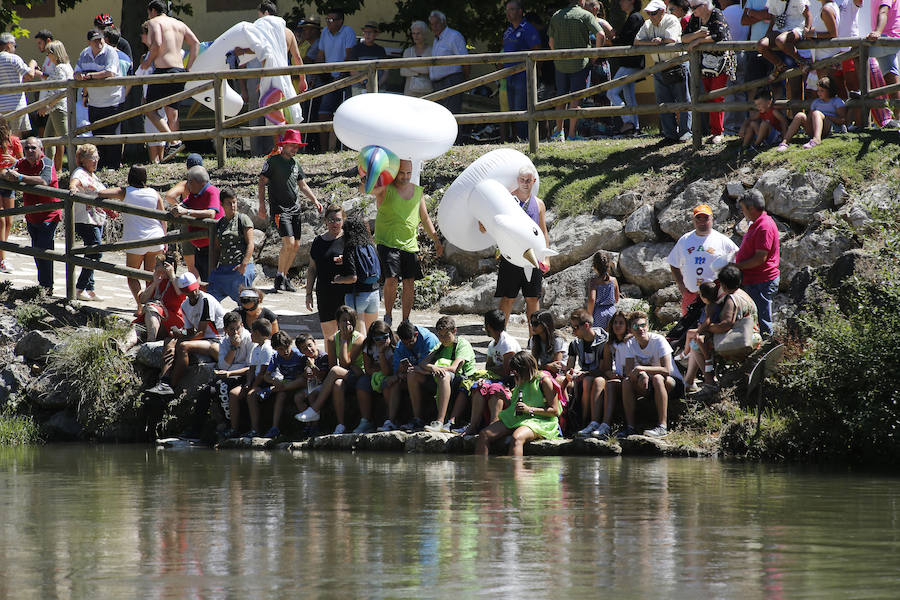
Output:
[
  {"xmin": 186, "ymin": 16, "xmax": 303, "ymax": 122},
  {"xmin": 333, "ymin": 93, "xmax": 457, "ymax": 182},
  {"xmin": 438, "ymin": 149, "xmax": 556, "ymax": 281}
]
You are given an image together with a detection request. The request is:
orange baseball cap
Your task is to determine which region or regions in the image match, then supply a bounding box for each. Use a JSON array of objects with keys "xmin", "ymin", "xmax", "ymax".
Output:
[{"xmin": 693, "ymin": 204, "xmax": 713, "ymax": 217}]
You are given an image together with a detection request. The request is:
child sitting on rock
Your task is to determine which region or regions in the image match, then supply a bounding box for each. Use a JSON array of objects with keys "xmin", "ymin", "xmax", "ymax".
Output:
[
  {"xmin": 567, "ymin": 308, "xmax": 610, "ymax": 437},
  {"xmin": 211, "ymin": 311, "xmax": 254, "ymax": 436},
  {"xmin": 351, "ymin": 320, "xmax": 396, "ymax": 434},
  {"xmin": 228, "ymin": 317, "xmax": 275, "ymax": 438},
  {"xmin": 259, "ymin": 330, "xmax": 306, "ymax": 438},
  {"xmin": 291, "ymin": 332, "xmax": 332, "ymax": 433}
]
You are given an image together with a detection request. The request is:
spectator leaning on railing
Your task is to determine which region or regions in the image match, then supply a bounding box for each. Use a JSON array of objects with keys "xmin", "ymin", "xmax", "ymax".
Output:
[
  {"xmin": 634, "ymin": 0, "xmax": 693, "ymax": 142},
  {"xmin": 428, "ymin": 10, "xmax": 470, "ymax": 115},
  {"xmin": 0, "ymin": 33, "xmax": 39, "ymax": 137},
  {"xmin": 316, "ymin": 9, "xmax": 356, "ymax": 151},
  {"xmin": 74, "ymin": 30, "xmax": 124, "ymax": 170},
  {"xmin": 401, "ymin": 21, "xmax": 434, "ymax": 97},
  {"xmin": 502, "ymin": 1, "xmax": 543, "ymax": 140}
]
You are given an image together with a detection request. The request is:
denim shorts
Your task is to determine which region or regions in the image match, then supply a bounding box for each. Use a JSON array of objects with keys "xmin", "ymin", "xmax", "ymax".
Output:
[
  {"xmin": 344, "ymin": 289, "xmax": 379, "ymax": 315},
  {"xmin": 554, "ymin": 66, "xmax": 590, "ymax": 95}
]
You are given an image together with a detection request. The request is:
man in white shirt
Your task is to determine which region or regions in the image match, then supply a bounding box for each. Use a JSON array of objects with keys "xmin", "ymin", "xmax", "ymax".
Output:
[
  {"xmin": 0, "ymin": 33, "xmax": 39, "ymax": 136},
  {"xmin": 316, "ymin": 9, "xmax": 356, "ymax": 150},
  {"xmin": 619, "ymin": 311, "xmax": 683, "ymax": 438},
  {"xmin": 74, "ymin": 30, "xmax": 124, "ymax": 169},
  {"xmin": 428, "ymin": 10, "xmax": 469, "ymax": 115},
  {"xmin": 668, "ymin": 203, "xmax": 738, "ymax": 315},
  {"xmin": 148, "ymin": 272, "xmax": 226, "ymax": 396}
]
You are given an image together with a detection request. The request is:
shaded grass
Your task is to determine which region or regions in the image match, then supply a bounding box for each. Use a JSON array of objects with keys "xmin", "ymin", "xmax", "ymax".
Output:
[{"xmin": 0, "ymin": 413, "xmax": 41, "ymax": 446}]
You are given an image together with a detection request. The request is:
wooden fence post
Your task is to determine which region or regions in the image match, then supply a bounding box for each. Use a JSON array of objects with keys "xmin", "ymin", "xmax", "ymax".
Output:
[
  {"xmin": 367, "ymin": 65, "xmax": 378, "ymax": 93},
  {"xmin": 858, "ymin": 43, "xmax": 870, "ymax": 129},
  {"xmin": 526, "ymin": 56, "xmax": 538, "ymax": 154},
  {"xmin": 213, "ymin": 76, "xmax": 226, "ymax": 168},
  {"xmin": 689, "ymin": 49, "xmax": 702, "ymax": 150},
  {"xmin": 64, "ymin": 198, "xmax": 74, "ymax": 301},
  {"xmin": 66, "ymin": 88, "xmax": 78, "ymax": 172}
]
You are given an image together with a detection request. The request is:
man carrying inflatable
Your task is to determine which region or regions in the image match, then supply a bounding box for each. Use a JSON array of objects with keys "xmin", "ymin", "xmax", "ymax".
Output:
[
  {"xmin": 140, "ymin": 0, "xmax": 200, "ymax": 144},
  {"xmin": 371, "ymin": 159, "xmax": 443, "ymax": 326}
]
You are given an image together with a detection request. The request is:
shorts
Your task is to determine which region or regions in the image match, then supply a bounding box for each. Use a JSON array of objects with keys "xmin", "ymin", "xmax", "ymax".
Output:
[
  {"xmin": 420, "ymin": 372, "xmax": 465, "ymax": 401},
  {"xmin": 274, "ymin": 212, "xmax": 302, "ymax": 239},
  {"xmin": 554, "ymin": 66, "xmax": 590, "ymax": 96},
  {"xmin": 185, "ymin": 244, "xmax": 211, "ymax": 281},
  {"xmin": 377, "ymin": 244, "xmax": 422, "ymax": 280},
  {"xmin": 872, "ymin": 46, "xmax": 900, "ymax": 77},
  {"xmin": 145, "ymin": 67, "xmax": 187, "ymax": 107},
  {"xmin": 345, "ymin": 289, "xmax": 379, "ymax": 315},
  {"xmin": 319, "ymin": 78, "xmax": 346, "ymax": 114},
  {"xmin": 208, "ymin": 263, "xmax": 256, "ymax": 303},
  {"xmin": 763, "ymin": 126, "xmax": 782, "ymax": 146},
  {"xmin": 495, "ymin": 257, "xmax": 542, "ymax": 299},
  {"xmin": 4, "ymin": 113, "xmax": 29, "ymax": 134},
  {"xmin": 316, "ymin": 286, "xmax": 346, "ymax": 322}
]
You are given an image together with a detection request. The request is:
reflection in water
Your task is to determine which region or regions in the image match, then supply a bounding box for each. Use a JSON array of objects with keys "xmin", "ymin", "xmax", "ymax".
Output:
[{"xmin": 0, "ymin": 447, "xmax": 899, "ymax": 598}]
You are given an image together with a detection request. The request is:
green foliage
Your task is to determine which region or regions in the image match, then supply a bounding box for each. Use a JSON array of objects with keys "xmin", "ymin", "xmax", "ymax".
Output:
[
  {"xmin": 14, "ymin": 303, "xmax": 48, "ymax": 329},
  {"xmin": 287, "ymin": 0, "xmax": 366, "ymax": 20},
  {"xmin": 393, "ymin": 269, "xmax": 451, "ymax": 310},
  {"xmin": 45, "ymin": 319, "xmax": 142, "ymax": 438},
  {"xmin": 0, "ymin": 412, "xmax": 40, "ymax": 446}
]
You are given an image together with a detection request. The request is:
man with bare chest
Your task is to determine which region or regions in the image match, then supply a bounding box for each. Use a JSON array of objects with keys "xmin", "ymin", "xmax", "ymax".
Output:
[{"xmin": 140, "ymin": 0, "xmax": 199, "ymax": 141}]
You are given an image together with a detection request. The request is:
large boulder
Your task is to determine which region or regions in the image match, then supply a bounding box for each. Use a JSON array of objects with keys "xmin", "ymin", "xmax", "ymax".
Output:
[
  {"xmin": 255, "ymin": 225, "xmax": 316, "ymax": 270},
  {"xmin": 44, "ymin": 410, "xmax": 83, "ymax": 441},
  {"xmin": 618, "ymin": 242, "xmax": 676, "ymax": 294},
  {"xmin": 779, "ymin": 228, "xmax": 855, "ymax": 291},
  {"xmin": 25, "ymin": 372, "xmax": 70, "ymax": 410},
  {"xmin": 624, "ymin": 203, "xmax": 658, "ymax": 243},
  {"xmin": 657, "ymin": 180, "xmax": 730, "ymax": 240},
  {"xmin": 541, "ymin": 256, "xmax": 595, "ymax": 327},
  {"xmin": 753, "ymin": 168, "xmax": 831, "ymax": 226},
  {"xmin": 654, "ymin": 302, "xmax": 682, "ymax": 326},
  {"xmin": 599, "ymin": 190, "xmax": 643, "ymax": 217},
  {"xmin": 135, "ymin": 341, "xmax": 165, "ymax": 369},
  {"xmin": 837, "ymin": 183, "xmax": 899, "ymax": 230},
  {"xmin": 438, "ymin": 273, "xmax": 523, "ymax": 314},
  {"xmin": 14, "ymin": 330, "xmax": 58, "ymax": 362},
  {"xmin": 0, "ymin": 361, "xmax": 31, "ymax": 406},
  {"xmin": 549, "ymin": 215, "xmax": 628, "ymax": 272},
  {"xmin": 0, "ymin": 314, "xmax": 23, "ymax": 344},
  {"xmin": 442, "ymin": 243, "xmax": 497, "ymax": 280},
  {"xmin": 734, "ymin": 214, "xmax": 794, "ymax": 241}
]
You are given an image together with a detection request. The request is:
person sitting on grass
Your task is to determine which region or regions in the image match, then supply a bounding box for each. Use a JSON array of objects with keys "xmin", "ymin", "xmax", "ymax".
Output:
[
  {"xmin": 227, "ymin": 317, "xmax": 275, "ymax": 438},
  {"xmin": 475, "ymin": 351, "xmax": 562, "ymax": 457},
  {"xmin": 777, "ymin": 76, "xmax": 847, "ymax": 151},
  {"xmin": 376, "ymin": 320, "xmax": 440, "ymax": 432},
  {"xmin": 567, "ymin": 308, "xmax": 610, "ymax": 437},
  {"xmin": 295, "ymin": 306, "xmax": 366, "ymax": 434},
  {"xmin": 351, "ymin": 320, "xmax": 396, "ymax": 434},
  {"xmin": 260, "ymin": 330, "xmax": 307, "ymax": 438},
  {"xmin": 148, "ymin": 272, "xmax": 225, "ymax": 397},
  {"xmin": 454, "ymin": 309, "xmax": 521, "ymax": 436},
  {"xmin": 406, "ymin": 316, "xmax": 476, "ymax": 434},
  {"xmin": 211, "ymin": 311, "xmax": 254, "ymax": 436},
  {"xmin": 738, "ymin": 88, "xmax": 788, "ymax": 157},
  {"xmin": 619, "ymin": 310, "xmax": 684, "ymax": 439}
]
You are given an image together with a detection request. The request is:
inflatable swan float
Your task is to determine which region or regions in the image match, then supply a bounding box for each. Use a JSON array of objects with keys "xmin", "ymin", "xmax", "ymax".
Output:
[{"xmin": 438, "ymin": 149, "xmax": 557, "ymax": 281}]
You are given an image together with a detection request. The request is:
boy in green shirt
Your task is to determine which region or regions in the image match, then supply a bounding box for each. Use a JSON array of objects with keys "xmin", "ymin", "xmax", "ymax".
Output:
[{"xmin": 407, "ymin": 316, "xmax": 475, "ymax": 433}]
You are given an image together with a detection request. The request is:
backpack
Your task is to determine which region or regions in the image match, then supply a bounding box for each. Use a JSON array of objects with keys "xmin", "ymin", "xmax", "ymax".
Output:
[{"xmin": 355, "ymin": 244, "xmax": 381, "ymax": 285}]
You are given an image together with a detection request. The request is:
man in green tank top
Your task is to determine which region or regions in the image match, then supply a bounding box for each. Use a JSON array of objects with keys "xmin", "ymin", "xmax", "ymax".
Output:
[{"xmin": 371, "ymin": 159, "xmax": 443, "ymax": 326}]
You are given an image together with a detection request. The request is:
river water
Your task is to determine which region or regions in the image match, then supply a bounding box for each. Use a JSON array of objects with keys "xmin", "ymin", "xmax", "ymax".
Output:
[{"xmin": 1, "ymin": 446, "xmax": 898, "ymax": 599}]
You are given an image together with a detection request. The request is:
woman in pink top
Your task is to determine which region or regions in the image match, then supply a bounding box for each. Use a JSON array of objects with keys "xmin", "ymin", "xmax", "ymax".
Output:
[
  {"xmin": 735, "ymin": 189, "xmax": 780, "ymax": 336},
  {"xmin": 868, "ymin": 0, "xmax": 900, "ymax": 126}
]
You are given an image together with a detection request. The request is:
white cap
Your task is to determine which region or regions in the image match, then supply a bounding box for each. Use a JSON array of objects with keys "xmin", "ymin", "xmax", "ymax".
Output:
[
  {"xmin": 645, "ymin": 0, "xmax": 667, "ymax": 12},
  {"xmin": 177, "ymin": 272, "xmax": 200, "ymax": 291}
]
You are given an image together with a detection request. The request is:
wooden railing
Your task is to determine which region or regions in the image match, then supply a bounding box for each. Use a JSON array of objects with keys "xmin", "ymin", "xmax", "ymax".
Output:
[
  {"xmin": 0, "ymin": 180, "xmax": 217, "ymax": 300},
  {"xmin": 1, "ymin": 37, "xmax": 899, "ymax": 162}
]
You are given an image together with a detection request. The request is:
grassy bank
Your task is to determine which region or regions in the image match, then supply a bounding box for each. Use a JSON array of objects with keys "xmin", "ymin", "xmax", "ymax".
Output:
[{"xmin": 0, "ymin": 413, "xmax": 40, "ymax": 446}]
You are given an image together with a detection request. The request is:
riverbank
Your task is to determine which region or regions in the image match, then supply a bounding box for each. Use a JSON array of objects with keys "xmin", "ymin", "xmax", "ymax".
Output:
[{"xmin": 2, "ymin": 136, "xmax": 899, "ymax": 463}]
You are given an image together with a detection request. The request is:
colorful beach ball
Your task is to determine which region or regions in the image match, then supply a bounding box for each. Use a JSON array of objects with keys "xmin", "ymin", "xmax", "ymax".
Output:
[{"xmin": 357, "ymin": 145, "xmax": 400, "ymax": 194}]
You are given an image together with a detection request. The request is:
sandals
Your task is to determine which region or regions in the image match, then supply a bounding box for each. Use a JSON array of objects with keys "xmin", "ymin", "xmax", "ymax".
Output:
[
  {"xmin": 776, "ymin": 141, "xmax": 789, "ymax": 152},
  {"xmin": 768, "ymin": 63, "xmax": 788, "ymax": 82},
  {"xmin": 802, "ymin": 139, "xmax": 821, "ymax": 149}
]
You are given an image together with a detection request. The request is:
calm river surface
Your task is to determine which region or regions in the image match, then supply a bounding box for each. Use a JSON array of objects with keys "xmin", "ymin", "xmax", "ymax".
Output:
[{"xmin": 1, "ymin": 445, "xmax": 898, "ymax": 599}]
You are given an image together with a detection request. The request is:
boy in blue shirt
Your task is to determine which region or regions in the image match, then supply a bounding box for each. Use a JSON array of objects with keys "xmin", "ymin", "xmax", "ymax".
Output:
[
  {"xmin": 377, "ymin": 320, "xmax": 439, "ymax": 432},
  {"xmin": 260, "ymin": 331, "xmax": 305, "ymax": 438}
]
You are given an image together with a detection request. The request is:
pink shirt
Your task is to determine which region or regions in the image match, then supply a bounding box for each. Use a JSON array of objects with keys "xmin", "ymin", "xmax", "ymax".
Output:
[
  {"xmin": 736, "ymin": 211, "xmax": 780, "ymax": 285},
  {"xmin": 184, "ymin": 183, "xmax": 223, "ymax": 248},
  {"xmin": 873, "ymin": 0, "xmax": 900, "ymax": 38}
]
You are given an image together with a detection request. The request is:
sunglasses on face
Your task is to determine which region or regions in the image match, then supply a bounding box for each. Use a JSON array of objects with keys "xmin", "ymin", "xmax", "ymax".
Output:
[
  {"xmin": 631, "ymin": 321, "xmax": 648, "ymax": 330},
  {"xmin": 373, "ymin": 334, "xmax": 389, "ymax": 342},
  {"xmin": 240, "ymin": 297, "xmax": 258, "ymax": 304}
]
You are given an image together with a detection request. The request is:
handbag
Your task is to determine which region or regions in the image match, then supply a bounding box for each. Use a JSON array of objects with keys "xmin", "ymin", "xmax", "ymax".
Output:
[
  {"xmin": 714, "ymin": 314, "xmax": 756, "ymax": 359},
  {"xmin": 660, "ymin": 66, "xmax": 685, "ymax": 85},
  {"xmin": 701, "ymin": 52, "xmax": 727, "ymax": 77},
  {"xmin": 773, "ymin": 0, "xmax": 790, "ymax": 30}
]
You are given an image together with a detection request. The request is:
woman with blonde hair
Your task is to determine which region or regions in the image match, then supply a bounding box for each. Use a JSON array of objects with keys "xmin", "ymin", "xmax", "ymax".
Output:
[
  {"xmin": 38, "ymin": 40, "xmax": 74, "ymax": 173},
  {"xmin": 69, "ymin": 144, "xmax": 107, "ymax": 301}
]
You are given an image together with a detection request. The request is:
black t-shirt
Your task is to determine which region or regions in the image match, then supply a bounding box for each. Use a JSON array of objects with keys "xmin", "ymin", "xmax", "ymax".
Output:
[
  {"xmin": 613, "ymin": 13, "xmax": 645, "ymax": 70},
  {"xmin": 237, "ymin": 306, "xmax": 278, "ymax": 330},
  {"xmin": 349, "ymin": 42, "xmax": 387, "ymax": 62},
  {"xmin": 310, "ymin": 234, "xmax": 352, "ymax": 295},
  {"xmin": 260, "ymin": 153, "xmax": 308, "ymax": 215}
]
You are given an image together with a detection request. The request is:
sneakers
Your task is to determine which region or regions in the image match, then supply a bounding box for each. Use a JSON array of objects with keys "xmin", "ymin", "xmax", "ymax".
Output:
[
  {"xmin": 263, "ymin": 426, "xmax": 280, "ymax": 438},
  {"xmin": 146, "ymin": 381, "xmax": 174, "ymax": 396},
  {"xmin": 709, "ymin": 134, "xmax": 724, "ymax": 144},
  {"xmin": 569, "ymin": 135, "xmax": 588, "ymax": 141},
  {"xmin": 353, "ymin": 418, "xmax": 376, "ymax": 434},
  {"xmin": 241, "ymin": 429, "xmax": 258, "ymax": 438},
  {"xmin": 616, "ymin": 425, "xmax": 636, "ymax": 439},
  {"xmin": 333, "ymin": 423, "xmax": 346, "ymax": 435},
  {"xmin": 401, "ymin": 417, "xmax": 425, "ymax": 432},
  {"xmin": 549, "ymin": 129, "xmax": 565, "ymax": 142},
  {"xmin": 643, "ymin": 425, "xmax": 669, "ymax": 438},
  {"xmin": 451, "ymin": 423, "xmax": 470, "ymax": 435},
  {"xmin": 776, "ymin": 142, "xmax": 789, "ymax": 152},
  {"xmin": 424, "ymin": 420, "xmax": 452, "ymax": 433},
  {"xmin": 0, "ymin": 260, "xmax": 9, "ymax": 273},
  {"xmin": 577, "ymin": 421, "xmax": 600, "ymax": 437},
  {"xmin": 377, "ymin": 419, "xmax": 397, "ymax": 432},
  {"xmin": 76, "ymin": 290, "xmax": 93, "ymax": 302},
  {"xmin": 592, "ymin": 422, "xmax": 612, "ymax": 439},
  {"xmin": 383, "ymin": 314, "xmax": 393, "ymax": 327},
  {"xmin": 282, "ymin": 277, "xmax": 297, "ymax": 292},
  {"xmin": 678, "ymin": 132, "xmax": 693, "ymax": 142},
  {"xmin": 295, "ymin": 407, "xmax": 320, "ymax": 422}
]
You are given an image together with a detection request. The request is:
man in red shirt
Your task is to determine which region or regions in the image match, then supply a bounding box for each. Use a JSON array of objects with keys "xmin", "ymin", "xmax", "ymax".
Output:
[
  {"xmin": 735, "ymin": 189, "xmax": 780, "ymax": 336},
  {"xmin": 0, "ymin": 137, "xmax": 60, "ymax": 291},
  {"xmin": 170, "ymin": 165, "xmax": 223, "ymax": 282}
]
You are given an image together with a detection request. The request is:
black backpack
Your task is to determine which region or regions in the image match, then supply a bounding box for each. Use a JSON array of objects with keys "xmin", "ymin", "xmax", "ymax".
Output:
[{"xmin": 355, "ymin": 244, "xmax": 381, "ymax": 285}]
